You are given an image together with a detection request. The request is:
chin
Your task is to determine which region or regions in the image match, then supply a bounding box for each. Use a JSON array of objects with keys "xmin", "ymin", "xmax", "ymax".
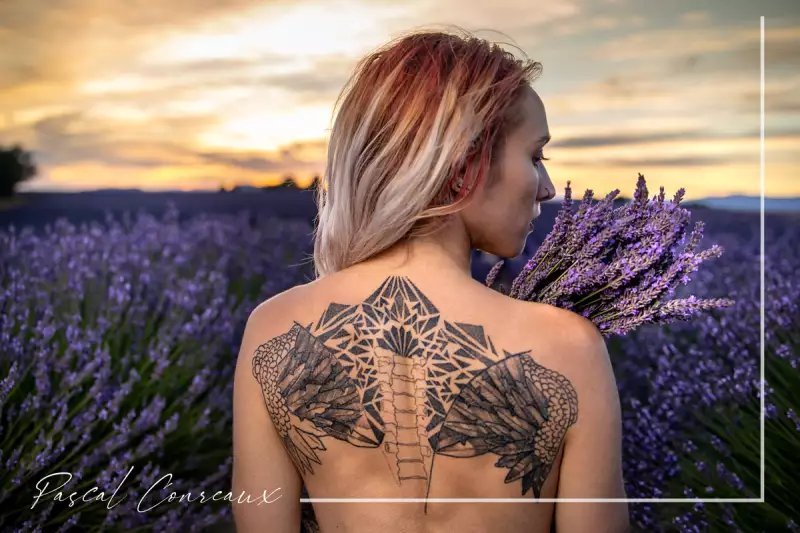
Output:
[
  {"xmin": 477, "ymin": 224, "xmax": 531, "ymax": 258},
  {"xmin": 483, "ymin": 236, "xmax": 528, "ymax": 260},
  {"xmin": 515, "ymin": 239, "xmax": 528, "ymax": 257}
]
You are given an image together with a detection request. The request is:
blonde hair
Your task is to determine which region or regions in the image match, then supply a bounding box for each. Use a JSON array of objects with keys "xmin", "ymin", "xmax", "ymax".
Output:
[{"xmin": 312, "ymin": 25, "xmax": 542, "ymax": 278}]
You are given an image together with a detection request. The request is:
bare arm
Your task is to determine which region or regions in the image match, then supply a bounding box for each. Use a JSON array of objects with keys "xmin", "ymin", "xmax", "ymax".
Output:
[
  {"xmin": 553, "ymin": 314, "xmax": 629, "ymax": 533},
  {"xmin": 232, "ymin": 296, "xmax": 304, "ymax": 533}
]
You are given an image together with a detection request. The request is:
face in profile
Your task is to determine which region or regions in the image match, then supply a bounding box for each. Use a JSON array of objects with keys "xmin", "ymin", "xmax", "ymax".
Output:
[{"xmin": 460, "ymin": 84, "xmax": 556, "ymax": 258}]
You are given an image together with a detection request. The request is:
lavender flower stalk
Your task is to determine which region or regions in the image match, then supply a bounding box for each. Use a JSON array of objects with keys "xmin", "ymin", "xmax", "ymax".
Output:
[
  {"xmin": 485, "ymin": 173, "xmax": 734, "ymax": 336},
  {"xmin": 0, "ymin": 205, "xmax": 313, "ymax": 531}
]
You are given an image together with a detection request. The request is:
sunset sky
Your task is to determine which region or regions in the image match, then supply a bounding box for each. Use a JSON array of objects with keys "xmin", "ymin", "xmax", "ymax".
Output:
[{"xmin": 0, "ymin": 0, "xmax": 797, "ymax": 199}]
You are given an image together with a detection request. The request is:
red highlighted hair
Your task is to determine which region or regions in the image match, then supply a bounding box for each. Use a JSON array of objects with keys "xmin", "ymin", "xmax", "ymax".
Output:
[{"xmin": 313, "ymin": 25, "xmax": 542, "ymax": 277}]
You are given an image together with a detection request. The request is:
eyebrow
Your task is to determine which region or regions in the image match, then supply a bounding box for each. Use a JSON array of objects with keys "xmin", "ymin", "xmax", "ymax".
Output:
[{"xmin": 536, "ymin": 135, "xmax": 551, "ymax": 146}]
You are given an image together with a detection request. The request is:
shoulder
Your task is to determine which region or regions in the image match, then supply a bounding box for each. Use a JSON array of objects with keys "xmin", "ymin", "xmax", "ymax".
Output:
[
  {"xmin": 514, "ymin": 301, "xmax": 608, "ymax": 362},
  {"xmin": 519, "ymin": 300, "xmax": 601, "ymax": 337},
  {"xmin": 236, "ymin": 283, "xmax": 313, "ymax": 371},
  {"xmin": 233, "ymin": 284, "xmax": 312, "ymax": 432},
  {"xmin": 512, "ymin": 301, "xmax": 619, "ymax": 417},
  {"xmin": 247, "ymin": 282, "xmax": 313, "ymax": 328},
  {"xmin": 464, "ymin": 284, "xmax": 609, "ymax": 371}
]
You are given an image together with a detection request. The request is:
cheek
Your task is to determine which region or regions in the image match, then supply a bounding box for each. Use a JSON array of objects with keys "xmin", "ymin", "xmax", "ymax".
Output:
[
  {"xmin": 521, "ymin": 164, "xmax": 539, "ymax": 202},
  {"xmin": 509, "ymin": 157, "xmax": 537, "ymax": 187},
  {"xmin": 491, "ymin": 158, "xmax": 537, "ymax": 205},
  {"xmin": 530, "ymin": 167, "xmax": 542, "ymax": 192}
]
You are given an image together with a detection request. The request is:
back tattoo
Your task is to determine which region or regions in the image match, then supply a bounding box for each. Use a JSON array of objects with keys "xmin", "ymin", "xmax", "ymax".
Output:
[{"xmin": 252, "ymin": 275, "xmax": 578, "ymax": 500}]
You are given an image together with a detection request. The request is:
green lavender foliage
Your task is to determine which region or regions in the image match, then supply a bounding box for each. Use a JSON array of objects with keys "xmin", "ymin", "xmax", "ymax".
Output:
[
  {"xmin": 0, "ymin": 205, "xmax": 313, "ymax": 532},
  {"xmin": 658, "ymin": 337, "xmax": 800, "ymax": 532}
]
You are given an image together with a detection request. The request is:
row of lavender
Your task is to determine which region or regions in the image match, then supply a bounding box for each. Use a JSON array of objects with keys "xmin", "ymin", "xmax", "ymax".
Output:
[
  {"xmin": 612, "ymin": 209, "xmax": 799, "ymax": 532},
  {"xmin": 0, "ymin": 202, "xmax": 797, "ymax": 531},
  {"xmin": 0, "ymin": 206, "xmax": 313, "ymax": 532}
]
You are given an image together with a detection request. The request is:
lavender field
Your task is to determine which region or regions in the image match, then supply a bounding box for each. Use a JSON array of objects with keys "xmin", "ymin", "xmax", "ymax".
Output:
[{"xmin": 0, "ymin": 191, "xmax": 798, "ymax": 532}]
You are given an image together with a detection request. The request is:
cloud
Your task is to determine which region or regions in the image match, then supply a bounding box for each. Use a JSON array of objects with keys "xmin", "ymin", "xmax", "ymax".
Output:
[
  {"xmin": 547, "ymin": 45, "xmax": 800, "ymax": 119},
  {"xmin": 243, "ymin": 65, "xmax": 353, "ymax": 101},
  {"xmin": 580, "ymin": 23, "xmax": 799, "ymax": 86},
  {"xmin": 74, "ymin": 54, "xmax": 355, "ymax": 108},
  {"xmin": 22, "ymin": 106, "xmax": 328, "ymax": 176},
  {"xmin": 564, "ymin": 154, "xmax": 739, "ymax": 168},
  {"xmin": 680, "ymin": 11, "xmax": 711, "ymax": 25},
  {"xmin": 16, "ymin": 110, "xmax": 221, "ymax": 168},
  {"xmin": 194, "ymin": 144, "xmax": 323, "ymax": 173},
  {"xmin": 552, "ymin": 125, "xmax": 800, "ymax": 149},
  {"xmin": 546, "ymin": 13, "xmax": 646, "ymax": 37},
  {"xmin": 395, "ymin": 0, "xmax": 582, "ymax": 36},
  {"xmin": 591, "ymin": 24, "xmax": 800, "ymax": 62},
  {"xmin": 552, "ymin": 130, "xmax": 704, "ymax": 148},
  {"xmin": 2, "ymin": 0, "xmax": 797, "ymax": 195},
  {"xmin": 732, "ymin": 33, "xmax": 800, "ymax": 66},
  {"xmin": 738, "ymin": 86, "xmax": 800, "ymax": 114},
  {"xmin": 668, "ymin": 54, "xmax": 701, "ymax": 75},
  {"xmin": 0, "ymin": 0, "xmax": 282, "ymax": 93}
]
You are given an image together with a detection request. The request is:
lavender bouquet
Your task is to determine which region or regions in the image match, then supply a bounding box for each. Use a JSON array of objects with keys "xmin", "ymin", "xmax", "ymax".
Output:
[{"xmin": 485, "ymin": 173, "xmax": 734, "ymax": 336}]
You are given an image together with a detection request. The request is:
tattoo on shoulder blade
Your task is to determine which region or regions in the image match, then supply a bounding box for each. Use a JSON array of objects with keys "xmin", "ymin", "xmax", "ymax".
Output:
[{"xmin": 251, "ymin": 276, "xmax": 578, "ymax": 500}]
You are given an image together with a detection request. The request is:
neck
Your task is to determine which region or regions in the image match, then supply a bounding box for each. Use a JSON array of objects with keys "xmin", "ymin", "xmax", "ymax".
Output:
[{"xmin": 350, "ymin": 218, "xmax": 474, "ymax": 281}]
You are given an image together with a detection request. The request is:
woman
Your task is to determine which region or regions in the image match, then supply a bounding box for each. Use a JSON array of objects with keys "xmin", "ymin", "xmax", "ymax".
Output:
[{"xmin": 232, "ymin": 26, "xmax": 630, "ymax": 533}]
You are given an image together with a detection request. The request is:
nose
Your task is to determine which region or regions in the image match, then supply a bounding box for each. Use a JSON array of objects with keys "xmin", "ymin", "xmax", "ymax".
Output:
[{"xmin": 537, "ymin": 165, "xmax": 556, "ymax": 202}]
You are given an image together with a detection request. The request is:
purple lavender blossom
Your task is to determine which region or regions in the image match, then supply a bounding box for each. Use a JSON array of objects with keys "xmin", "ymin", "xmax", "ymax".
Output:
[
  {"xmin": 484, "ymin": 175, "xmax": 800, "ymax": 532},
  {"xmin": 0, "ymin": 203, "xmax": 313, "ymax": 531},
  {"xmin": 487, "ymin": 174, "xmax": 734, "ymax": 336}
]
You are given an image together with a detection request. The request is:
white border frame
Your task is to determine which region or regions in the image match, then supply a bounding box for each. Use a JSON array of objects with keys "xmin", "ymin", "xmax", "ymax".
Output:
[
  {"xmin": 759, "ymin": 13, "xmax": 766, "ymax": 505},
  {"xmin": 302, "ymin": 16, "xmax": 767, "ymax": 506}
]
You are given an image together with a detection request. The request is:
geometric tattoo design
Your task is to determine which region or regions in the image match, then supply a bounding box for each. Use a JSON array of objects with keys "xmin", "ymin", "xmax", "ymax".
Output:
[{"xmin": 252, "ymin": 275, "xmax": 578, "ymax": 501}]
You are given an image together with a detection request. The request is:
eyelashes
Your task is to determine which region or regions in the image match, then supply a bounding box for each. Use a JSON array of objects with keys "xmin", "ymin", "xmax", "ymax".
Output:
[{"xmin": 532, "ymin": 153, "xmax": 550, "ymax": 165}]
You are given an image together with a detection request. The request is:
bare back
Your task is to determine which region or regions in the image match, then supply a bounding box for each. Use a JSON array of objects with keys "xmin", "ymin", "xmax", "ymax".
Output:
[{"xmin": 242, "ymin": 263, "xmax": 628, "ymax": 533}]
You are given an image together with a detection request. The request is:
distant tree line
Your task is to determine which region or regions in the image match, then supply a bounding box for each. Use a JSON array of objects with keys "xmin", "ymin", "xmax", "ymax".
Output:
[
  {"xmin": 278, "ymin": 174, "xmax": 320, "ymax": 190},
  {"xmin": 0, "ymin": 144, "xmax": 37, "ymax": 197},
  {"xmin": 219, "ymin": 174, "xmax": 321, "ymax": 193}
]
